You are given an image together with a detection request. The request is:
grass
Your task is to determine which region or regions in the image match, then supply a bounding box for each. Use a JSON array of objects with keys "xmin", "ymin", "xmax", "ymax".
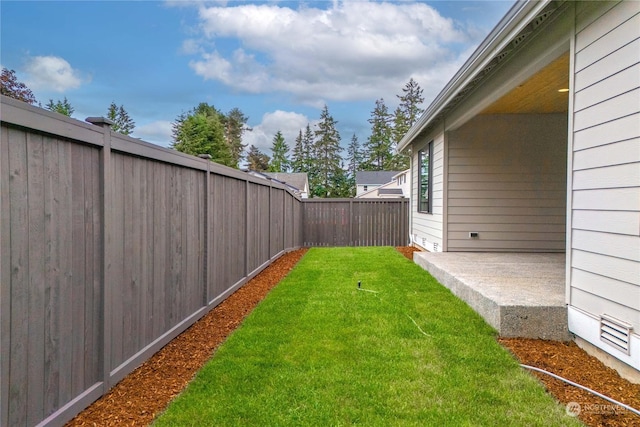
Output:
[{"xmin": 154, "ymin": 247, "xmax": 580, "ymax": 426}]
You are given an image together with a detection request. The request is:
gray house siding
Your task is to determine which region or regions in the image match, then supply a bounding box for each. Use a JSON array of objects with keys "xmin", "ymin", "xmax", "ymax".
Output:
[
  {"xmin": 567, "ymin": 0, "xmax": 640, "ymax": 363},
  {"xmin": 411, "ymin": 130, "xmax": 445, "ymax": 252},
  {"xmin": 446, "ymin": 114, "xmax": 568, "ymax": 251}
]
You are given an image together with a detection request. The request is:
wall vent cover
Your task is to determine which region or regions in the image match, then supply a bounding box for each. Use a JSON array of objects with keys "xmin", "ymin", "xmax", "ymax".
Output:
[{"xmin": 600, "ymin": 314, "xmax": 633, "ymax": 355}]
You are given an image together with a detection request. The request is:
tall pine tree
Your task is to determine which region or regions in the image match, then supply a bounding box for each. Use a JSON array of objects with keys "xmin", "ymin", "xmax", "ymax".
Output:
[
  {"xmin": 222, "ymin": 107, "xmax": 248, "ymax": 168},
  {"xmin": 346, "ymin": 134, "xmax": 363, "ymax": 196},
  {"xmin": 312, "ymin": 105, "xmax": 344, "ymax": 198},
  {"xmin": 362, "ymin": 98, "xmax": 393, "ymax": 170},
  {"xmin": 268, "ymin": 131, "xmax": 290, "ymax": 172},
  {"xmin": 391, "ymin": 78, "xmax": 424, "ymax": 169},
  {"xmin": 291, "ymin": 130, "xmax": 305, "ymax": 173},
  {"xmin": 302, "ymin": 124, "xmax": 315, "ymax": 174},
  {"xmin": 247, "ymin": 145, "xmax": 270, "ymax": 171},
  {"xmin": 107, "ymin": 102, "xmax": 135, "ymax": 135}
]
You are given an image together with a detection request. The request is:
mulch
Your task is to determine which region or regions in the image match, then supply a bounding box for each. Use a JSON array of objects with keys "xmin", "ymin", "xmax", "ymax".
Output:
[{"xmin": 66, "ymin": 246, "xmax": 639, "ymax": 427}]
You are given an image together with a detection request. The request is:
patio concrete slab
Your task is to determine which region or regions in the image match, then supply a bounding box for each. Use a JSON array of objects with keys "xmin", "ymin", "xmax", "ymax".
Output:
[{"xmin": 413, "ymin": 252, "xmax": 570, "ymax": 340}]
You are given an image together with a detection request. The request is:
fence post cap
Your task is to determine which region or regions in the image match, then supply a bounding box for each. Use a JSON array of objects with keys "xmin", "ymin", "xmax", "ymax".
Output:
[
  {"xmin": 198, "ymin": 154, "xmax": 212, "ymax": 159},
  {"xmin": 85, "ymin": 117, "xmax": 115, "ymax": 128}
]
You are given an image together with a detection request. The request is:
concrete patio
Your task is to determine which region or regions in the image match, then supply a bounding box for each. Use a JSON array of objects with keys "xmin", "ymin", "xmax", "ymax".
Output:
[{"xmin": 413, "ymin": 252, "xmax": 570, "ymax": 340}]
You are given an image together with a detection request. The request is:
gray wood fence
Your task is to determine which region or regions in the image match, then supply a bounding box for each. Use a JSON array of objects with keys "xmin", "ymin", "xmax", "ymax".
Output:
[
  {"xmin": 1, "ymin": 95, "xmax": 408, "ymax": 427},
  {"xmin": 303, "ymin": 198, "xmax": 409, "ymax": 246}
]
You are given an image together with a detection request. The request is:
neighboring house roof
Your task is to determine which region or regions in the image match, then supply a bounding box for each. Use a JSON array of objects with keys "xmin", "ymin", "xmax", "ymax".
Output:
[
  {"xmin": 263, "ymin": 172, "xmax": 309, "ymax": 192},
  {"xmin": 397, "ymin": 0, "xmax": 557, "ymax": 152},
  {"xmin": 378, "ymin": 188, "xmax": 404, "ymax": 196},
  {"xmin": 392, "ymin": 169, "xmax": 409, "ymax": 179},
  {"xmin": 244, "ymin": 170, "xmax": 309, "ymax": 198},
  {"xmin": 355, "ymin": 171, "xmax": 402, "ymax": 186}
]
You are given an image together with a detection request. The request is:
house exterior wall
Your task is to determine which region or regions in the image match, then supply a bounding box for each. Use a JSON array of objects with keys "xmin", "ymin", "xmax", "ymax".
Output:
[
  {"xmin": 356, "ymin": 184, "xmax": 379, "ymax": 197},
  {"xmin": 446, "ymin": 114, "xmax": 568, "ymax": 252},
  {"xmin": 411, "ymin": 129, "xmax": 445, "ymax": 252},
  {"xmin": 567, "ymin": 0, "xmax": 640, "ymax": 371}
]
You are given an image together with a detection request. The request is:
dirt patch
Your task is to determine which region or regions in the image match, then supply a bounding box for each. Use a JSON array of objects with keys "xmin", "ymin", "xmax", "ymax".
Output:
[
  {"xmin": 67, "ymin": 247, "xmax": 638, "ymax": 427},
  {"xmin": 396, "ymin": 245, "xmax": 422, "ymax": 260}
]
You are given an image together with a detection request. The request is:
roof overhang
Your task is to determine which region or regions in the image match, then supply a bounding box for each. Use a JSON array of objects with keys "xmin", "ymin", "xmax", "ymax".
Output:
[{"xmin": 398, "ymin": 0, "xmax": 563, "ymax": 152}]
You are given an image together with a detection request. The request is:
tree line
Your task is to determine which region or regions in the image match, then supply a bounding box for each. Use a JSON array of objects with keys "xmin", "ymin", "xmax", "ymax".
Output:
[
  {"xmin": 245, "ymin": 78, "xmax": 424, "ymax": 197},
  {"xmin": 2, "ymin": 67, "xmax": 424, "ymax": 198}
]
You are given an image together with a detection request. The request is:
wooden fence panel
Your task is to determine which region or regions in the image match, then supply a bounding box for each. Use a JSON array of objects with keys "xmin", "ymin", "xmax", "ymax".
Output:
[
  {"xmin": 1, "ymin": 124, "xmax": 103, "ymax": 426},
  {"xmin": 211, "ymin": 174, "xmax": 247, "ymax": 300},
  {"xmin": 109, "ymin": 152, "xmax": 206, "ymax": 371},
  {"xmin": 246, "ymin": 182, "xmax": 271, "ymax": 274},
  {"xmin": 303, "ymin": 199, "xmax": 408, "ymax": 247},
  {"xmin": 270, "ymin": 188, "xmax": 285, "ymax": 258}
]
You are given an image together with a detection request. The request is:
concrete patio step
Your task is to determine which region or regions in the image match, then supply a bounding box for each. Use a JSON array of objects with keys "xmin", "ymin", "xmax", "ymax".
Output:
[{"xmin": 413, "ymin": 252, "xmax": 570, "ymax": 341}]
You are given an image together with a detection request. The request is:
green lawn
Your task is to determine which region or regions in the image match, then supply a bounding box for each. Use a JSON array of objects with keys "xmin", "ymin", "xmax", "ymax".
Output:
[{"xmin": 154, "ymin": 247, "xmax": 580, "ymax": 426}]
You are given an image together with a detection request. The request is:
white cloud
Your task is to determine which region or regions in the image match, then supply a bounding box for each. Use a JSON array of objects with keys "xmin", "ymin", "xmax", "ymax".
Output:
[
  {"xmin": 242, "ymin": 110, "xmax": 314, "ymax": 153},
  {"xmin": 187, "ymin": 1, "xmax": 472, "ymax": 105},
  {"xmin": 133, "ymin": 120, "xmax": 174, "ymax": 147},
  {"xmin": 24, "ymin": 55, "xmax": 87, "ymax": 92}
]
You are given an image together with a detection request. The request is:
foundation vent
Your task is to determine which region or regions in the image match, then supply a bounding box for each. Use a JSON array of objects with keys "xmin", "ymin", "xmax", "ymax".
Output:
[{"xmin": 600, "ymin": 314, "xmax": 633, "ymax": 355}]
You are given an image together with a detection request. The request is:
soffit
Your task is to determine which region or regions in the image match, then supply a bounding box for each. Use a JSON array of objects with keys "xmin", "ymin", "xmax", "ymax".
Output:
[{"xmin": 480, "ymin": 52, "xmax": 569, "ymax": 114}]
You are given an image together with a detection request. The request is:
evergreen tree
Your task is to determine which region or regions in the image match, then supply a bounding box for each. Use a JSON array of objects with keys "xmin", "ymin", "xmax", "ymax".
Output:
[
  {"xmin": 107, "ymin": 102, "xmax": 135, "ymax": 135},
  {"xmin": 171, "ymin": 103, "xmax": 234, "ymax": 167},
  {"xmin": 362, "ymin": 98, "xmax": 393, "ymax": 170},
  {"xmin": 391, "ymin": 78, "xmax": 424, "ymax": 170},
  {"xmin": 46, "ymin": 97, "xmax": 74, "ymax": 117},
  {"xmin": 302, "ymin": 124, "xmax": 315, "ymax": 173},
  {"xmin": 268, "ymin": 131, "xmax": 290, "ymax": 172},
  {"xmin": 290, "ymin": 130, "xmax": 305, "ymax": 173},
  {"xmin": 222, "ymin": 107, "xmax": 248, "ymax": 168},
  {"xmin": 312, "ymin": 105, "xmax": 343, "ymax": 198},
  {"xmin": 247, "ymin": 145, "xmax": 270, "ymax": 171},
  {"xmin": 345, "ymin": 134, "xmax": 363, "ymax": 197},
  {"xmin": 1, "ymin": 68, "xmax": 36, "ymax": 104}
]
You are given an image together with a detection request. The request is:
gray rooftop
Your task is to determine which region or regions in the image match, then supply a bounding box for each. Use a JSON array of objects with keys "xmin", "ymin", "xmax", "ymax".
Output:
[
  {"xmin": 263, "ymin": 172, "xmax": 308, "ymax": 191},
  {"xmin": 355, "ymin": 171, "xmax": 402, "ymax": 185},
  {"xmin": 378, "ymin": 188, "xmax": 404, "ymax": 196}
]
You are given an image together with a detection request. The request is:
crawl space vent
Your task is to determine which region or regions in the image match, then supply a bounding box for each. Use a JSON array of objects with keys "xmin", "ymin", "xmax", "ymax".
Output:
[{"xmin": 600, "ymin": 314, "xmax": 633, "ymax": 355}]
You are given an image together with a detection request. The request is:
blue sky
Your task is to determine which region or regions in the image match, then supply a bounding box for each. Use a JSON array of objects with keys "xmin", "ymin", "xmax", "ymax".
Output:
[{"xmin": 1, "ymin": 0, "xmax": 514, "ymax": 156}]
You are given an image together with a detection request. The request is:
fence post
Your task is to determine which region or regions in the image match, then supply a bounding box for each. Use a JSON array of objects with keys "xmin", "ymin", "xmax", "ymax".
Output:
[
  {"xmin": 197, "ymin": 155, "xmax": 212, "ymax": 305},
  {"xmin": 268, "ymin": 182, "xmax": 272, "ymax": 258},
  {"xmin": 86, "ymin": 116, "xmax": 114, "ymax": 392},
  {"xmin": 245, "ymin": 179, "xmax": 249, "ymax": 276},
  {"xmin": 349, "ymin": 199, "xmax": 354, "ymax": 246}
]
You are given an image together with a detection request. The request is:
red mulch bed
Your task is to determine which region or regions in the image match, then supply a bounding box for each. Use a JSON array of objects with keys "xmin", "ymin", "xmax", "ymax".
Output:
[{"xmin": 67, "ymin": 247, "xmax": 639, "ymax": 426}]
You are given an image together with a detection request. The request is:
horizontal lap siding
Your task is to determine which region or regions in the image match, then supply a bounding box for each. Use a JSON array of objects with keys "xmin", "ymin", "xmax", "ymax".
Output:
[
  {"xmin": 1, "ymin": 126, "xmax": 102, "ymax": 426},
  {"xmin": 446, "ymin": 114, "xmax": 568, "ymax": 252},
  {"xmin": 570, "ymin": 0, "xmax": 640, "ymax": 330},
  {"xmin": 411, "ymin": 132, "xmax": 444, "ymax": 251}
]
